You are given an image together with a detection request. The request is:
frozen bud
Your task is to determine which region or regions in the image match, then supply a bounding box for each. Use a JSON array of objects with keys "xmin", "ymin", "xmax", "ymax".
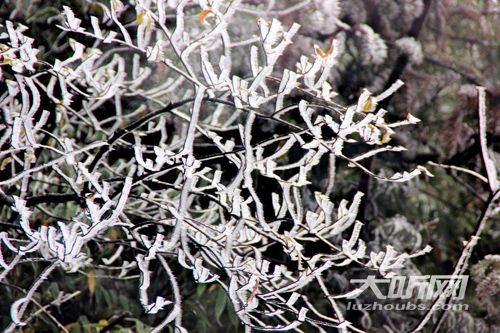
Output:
[
  {"xmin": 395, "ymin": 37, "xmax": 423, "ymax": 64},
  {"xmin": 356, "ymin": 24, "xmax": 387, "ymax": 65},
  {"xmin": 299, "ymin": 8, "xmax": 337, "ymax": 35},
  {"xmin": 313, "ymin": 0, "xmax": 342, "ymax": 18},
  {"xmin": 402, "ymin": 0, "xmax": 424, "ymax": 20}
]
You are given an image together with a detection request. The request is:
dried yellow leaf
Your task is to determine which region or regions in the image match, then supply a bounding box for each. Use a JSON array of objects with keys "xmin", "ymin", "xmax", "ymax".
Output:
[
  {"xmin": 24, "ymin": 151, "xmax": 36, "ymax": 163},
  {"xmin": 90, "ymin": 3, "xmax": 104, "ymax": 17},
  {"xmin": 110, "ymin": 228, "xmax": 119, "ymax": 240},
  {"xmin": 98, "ymin": 319, "xmax": 108, "ymax": 326},
  {"xmin": 136, "ymin": 12, "xmax": 145, "ymax": 25},
  {"xmin": 381, "ymin": 131, "xmax": 391, "ymax": 144},
  {"xmin": 136, "ymin": 12, "xmax": 152, "ymax": 31},
  {"xmin": 363, "ymin": 97, "xmax": 373, "ymax": 112},
  {"xmin": 314, "ymin": 45, "xmax": 334, "ymax": 58},
  {"xmin": 88, "ymin": 270, "xmax": 96, "ymax": 296},
  {"xmin": 111, "ymin": 0, "xmax": 120, "ymax": 11},
  {"xmin": 1, "ymin": 157, "xmax": 12, "ymax": 170},
  {"xmin": 199, "ymin": 8, "xmax": 214, "ymax": 24},
  {"xmin": 247, "ymin": 280, "xmax": 260, "ymax": 303}
]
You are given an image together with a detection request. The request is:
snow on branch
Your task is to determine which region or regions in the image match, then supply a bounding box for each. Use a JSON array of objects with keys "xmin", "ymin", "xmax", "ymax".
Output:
[{"xmin": 0, "ymin": 2, "xmax": 467, "ymax": 332}]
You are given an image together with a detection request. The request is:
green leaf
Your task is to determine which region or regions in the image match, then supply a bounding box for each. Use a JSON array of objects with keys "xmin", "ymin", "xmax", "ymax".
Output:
[
  {"xmin": 70, "ymin": 323, "xmax": 82, "ymax": 333},
  {"xmin": 103, "ymin": 290, "xmax": 113, "ymax": 307},
  {"xmin": 214, "ymin": 289, "xmax": 227, "ymax": 322},
  {"xmin": 48, "ymin": 282, "xmax": 60, "ymax": 298},
  {"xmin": 136, "ymin": 323, "xmax": 149, "ymax": 333},
  {"xmin": 228, "ymin": 307, "xmax": 240, "ymax": 328},
  {"xmin": 196, "ymin": 283, "xmax": 207, "ymax": 298},
  {"xmin": 129, "ymin": 319, "xmax": 149, "ymax": 333}
]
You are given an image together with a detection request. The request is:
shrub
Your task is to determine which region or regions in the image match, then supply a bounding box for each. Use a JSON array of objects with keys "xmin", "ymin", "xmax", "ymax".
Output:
[{"xmin": 0, "ymin": 1, "xmax": 497, "ymax": 332}]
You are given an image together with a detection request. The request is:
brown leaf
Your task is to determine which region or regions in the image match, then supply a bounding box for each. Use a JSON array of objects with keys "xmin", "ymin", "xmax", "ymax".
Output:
[{"xmin": 199, "ymin": 8, "xmax": 214, "ymax": 25}]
